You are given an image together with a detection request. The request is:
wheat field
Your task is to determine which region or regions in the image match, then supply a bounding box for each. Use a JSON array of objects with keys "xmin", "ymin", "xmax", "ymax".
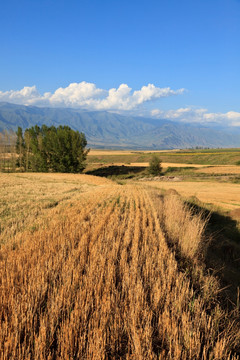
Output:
[
  {"xmin": 88, "ymin": 150, "xmax": 179, "ymax": 156},
  {"xmin": 0, "ymin": 173, "xmax": 239, "ymax": 359},
  {"xmin": 141, "ymin": 180, "xmax": 240, "ymax": 210},
  {"xmin": 196, "ymin": 166, "xmax": 240, "ymax": 174}
]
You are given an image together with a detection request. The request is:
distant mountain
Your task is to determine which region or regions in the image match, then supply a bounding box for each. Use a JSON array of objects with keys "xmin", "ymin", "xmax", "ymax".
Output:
[{"xmin": 0, "ymin": 102, "xmax": 239, "ymax": 149}]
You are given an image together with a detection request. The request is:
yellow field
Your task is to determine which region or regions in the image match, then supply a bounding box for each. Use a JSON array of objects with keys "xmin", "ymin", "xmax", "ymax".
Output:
[
  {"xmin": 88, "ymin": 162, "xmax": 208, "ymax": 169},
  {"xmin": 88, "ymin": 149, "xmax": 240, "ymax": 157},
  {"xmin": 140, "ymin": 180, "xmax": 240, "ymax": 210},
  {"xmin": 129, "ymin": 162, "xmax": 207, "ymax": 168},
  {"xmin": 0, "ymin": 173, "xmax": 112, "ymax": 243},
  {"xmin": 88, "ymin": 149, "xmax": 240, "ymax": 156},
  {"xmin": 88, "ymin": 149, "xmax": 180, "ymax": 155},
  {"xmin": 196, "ymin": 166, "xmax": 240, "ymax": 174},
  {"xmin": 89, "ymin": 160, "xmax": 239, "ymax": 172},
  {"xmin": 0, "ymin": 173, "xmax": 239, "ymax": 359}
]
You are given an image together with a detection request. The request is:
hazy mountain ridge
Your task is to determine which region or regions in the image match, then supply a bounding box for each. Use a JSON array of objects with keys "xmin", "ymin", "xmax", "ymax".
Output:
[{"xmin": 0, "ymin": 102, "xmax": 239, "ymax": 149}]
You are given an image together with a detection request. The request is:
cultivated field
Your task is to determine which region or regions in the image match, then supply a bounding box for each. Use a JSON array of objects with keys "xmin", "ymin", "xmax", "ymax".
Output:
[
  {"xmin": 196, "ymin": 166, "xmax": 240, "ymax": 174},
  {"xmin": 88, "ymin": 150, "xmax": 180, "ymax": 156},
  {"xmin": 87, "ymin": 148, "xmax": 240, "ymax": 166},
  {"xmin": 0, "ymin": 173, "xmax": 240, "ymax": 359},
  {"xmin": 86, "ymin": 148, "xmax": 240, "ymax": 212},
  {"xmin": 131, "ymin": 162, "xmax": 207, "ymax": 168},
  {"xmin": 0, "ymin": 173, "xmax": 112, "ymax": 244},
  {"xmin": 94, "ymin": 162, "xmax": 208, "ymax": 169},
  {"xmin": 141, "ymin": 180, "xmax": 240, "ymax": 210}
]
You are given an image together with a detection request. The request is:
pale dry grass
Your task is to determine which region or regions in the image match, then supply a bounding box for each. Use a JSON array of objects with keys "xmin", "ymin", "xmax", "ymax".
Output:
[
  {"xmin": 129, "ymin": 162, "xmax": 207, "ymax": 168},
  {"xmin": 142, "ymin": 180, "xmax": 240, "ymax": 210},
  {"xmin": 88, "ymin": 149, "xmax": 180, "ymax": 156},
  {"xmin": 88, "ymin": 149, "xmax": 239, "ymax": 156},
  {"xmin": 89, "ymin": 150, "xmax": 135, "ymax": 155},
  {"xmin": 0, "ymin": 173, "xmax": 112, "ymax": 244},
  {"xmin": 88, "ymin": 161, "xmax": 207, "ymax": 168},
  {"xmin": 0, "ymin": 153, "xmax": 16, "ymax": 159},
  {"xmin": 196, "ymin": 166, "xmax": 240, "ymax": 174},
  {"xmin": 0, "ymin": 174, "xmax": 239, "ymax": 359},
  {"xmin": 162, "ymin": 193, "xmax": 207, "ymax": 258}
]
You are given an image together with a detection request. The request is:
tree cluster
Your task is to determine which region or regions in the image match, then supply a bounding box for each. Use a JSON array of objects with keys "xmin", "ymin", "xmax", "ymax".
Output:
[
  {"xmin": 0, "ymin": 130, "xmax": 17, "ymax": 172},
  {"xmin": 15, "ymin": 125, "xmax": 89, "ymax": 173}
]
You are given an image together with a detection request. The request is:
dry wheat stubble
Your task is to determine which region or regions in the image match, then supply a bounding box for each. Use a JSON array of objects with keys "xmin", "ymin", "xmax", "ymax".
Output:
[{"xmin": 0, "ymin": 174, "xmax": 239, "ymax": 359}]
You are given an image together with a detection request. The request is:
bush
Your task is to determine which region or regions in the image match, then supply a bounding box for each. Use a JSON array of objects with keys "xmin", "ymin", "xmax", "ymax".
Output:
[{"xmin": 149, "ymin": 155, "xmax": 162, "ymax": 175}]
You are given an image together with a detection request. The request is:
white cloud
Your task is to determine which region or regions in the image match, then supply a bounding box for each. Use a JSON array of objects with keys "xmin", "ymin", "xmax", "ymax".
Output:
[
  {"xmin": 2, "ymin": 83, "xmax": 238, "ymax": 127},
  {"xmin": 151, "ymin": 107, "xmax": 240, "ymax": 127},
  {"xmin": 0, "ymin": 82, "xmax": 184, "ymax": 111},
  {"xmin": 49, "ymin": 82, "xmax": 106, "ymax": 107},
  {"xmin": 132, "ymin": 84, "xmax": 184, "ymax": 107},
  {"xmin": 0, "ymin": 86, "xmax": 40, "ymax": 103}
]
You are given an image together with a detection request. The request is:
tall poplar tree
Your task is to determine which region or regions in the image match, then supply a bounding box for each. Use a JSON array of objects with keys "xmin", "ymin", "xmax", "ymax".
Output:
[
  {"xmin": 16, "ymin": 127, "xmax": 25, "ymax": 171},
  {"xmin": 16, "ymin": 125, "xmax": 88, "ymax": 173}
]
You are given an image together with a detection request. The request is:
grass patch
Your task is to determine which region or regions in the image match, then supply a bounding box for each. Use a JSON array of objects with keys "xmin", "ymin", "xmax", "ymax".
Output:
[{"xmin": 164, "ymin": 166, "xmax": 196, "ymax": 176}]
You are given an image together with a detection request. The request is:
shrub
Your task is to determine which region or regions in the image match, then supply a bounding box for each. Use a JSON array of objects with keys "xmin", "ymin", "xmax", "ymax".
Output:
[{"xmin": 149, "ymin": 155, "xmax": 162, "ymax": 175}]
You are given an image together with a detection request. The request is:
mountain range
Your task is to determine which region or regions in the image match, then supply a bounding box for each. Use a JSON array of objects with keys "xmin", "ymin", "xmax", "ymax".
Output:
[{"xmin": 0, "ymin": 102, "xmax": 239, "ymax": 149}]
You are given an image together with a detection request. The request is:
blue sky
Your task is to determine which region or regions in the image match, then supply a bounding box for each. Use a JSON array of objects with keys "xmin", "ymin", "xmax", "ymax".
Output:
[{"xmin": 1, "ymin": 0, "xmax": 240, "ymax": 126}]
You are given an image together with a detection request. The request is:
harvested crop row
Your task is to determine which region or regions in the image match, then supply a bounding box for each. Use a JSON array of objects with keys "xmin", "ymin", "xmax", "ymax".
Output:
[
  {"xmin": 0, "ymin": 173, "xmax": 112, "ymax": 244},
  {"xmin": 0, "ymin": 184, "xmax": 239, "ymax": 359}
]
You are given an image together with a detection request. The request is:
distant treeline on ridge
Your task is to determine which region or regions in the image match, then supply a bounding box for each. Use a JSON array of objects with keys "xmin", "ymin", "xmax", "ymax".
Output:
[{"xmin": 0, "ymin": 125, "xmax": 89, "ymax": 173}]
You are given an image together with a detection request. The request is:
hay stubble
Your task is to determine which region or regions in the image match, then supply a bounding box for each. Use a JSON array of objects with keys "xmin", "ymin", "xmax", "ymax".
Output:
[{"xmin": 0, "ymin": 174, "xmax": 239, "ymax": 359}]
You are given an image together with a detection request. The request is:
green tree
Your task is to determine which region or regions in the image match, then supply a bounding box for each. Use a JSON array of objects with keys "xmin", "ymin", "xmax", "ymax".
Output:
[
  {"xmin": 24, "ymin": 130, "xmax": 31, "ymax": 172},
  {"xmin": 0, "ymin": 131, "xmax": 6, "ymax": 172},
  {"xmin": 9, "ymin": 130, "xmax": 17, "ymax": 172},
  {"xmin": 27, "ymin": 125, "xmax": 48, "ymax": 172},
  {"xmin": 149, "ymin": 155, "xmax": 162, "ymax": 175},
  {"xmin": 17, "ymin": 125, "xmax": 89, "ymax": 173},
  {"xmin": 16, "ymin": 127, "xmax": 25, "ymax": 170},
  {"xmin": 0, "ymin": 129, "xmax": 17, "ymax": 172}
]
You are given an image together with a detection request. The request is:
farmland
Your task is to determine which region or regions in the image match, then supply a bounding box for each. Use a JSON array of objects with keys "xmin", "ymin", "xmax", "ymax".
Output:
[
  {"xmin": 141, "ymin": 181, "xmax": 240, "ymax": 210},
  {"xmin": 88, "ymin": 148, "xmax": 240, "ymax": 166},
  {"xmin": 86, "ymin": 148, "xmax": 240, "ymax": 212},
  {"xmin": 0, "ymin": 172, "xmax": 240, "ymax": 359}
]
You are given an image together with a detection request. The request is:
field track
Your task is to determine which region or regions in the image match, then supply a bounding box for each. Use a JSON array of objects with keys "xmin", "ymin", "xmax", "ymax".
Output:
[{"xmin": 0, "ymin": 174, "xmax": 239, "ymax": 359}]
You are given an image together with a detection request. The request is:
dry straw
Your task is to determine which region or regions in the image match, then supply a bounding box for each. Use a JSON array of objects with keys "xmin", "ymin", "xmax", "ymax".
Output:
[{"xmin": 0, "ymin": 174, "xmax": 239, "ymax": 359}]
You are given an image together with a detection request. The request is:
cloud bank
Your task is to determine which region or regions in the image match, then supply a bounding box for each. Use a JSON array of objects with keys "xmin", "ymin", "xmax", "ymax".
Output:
[
  {"xmin": 151, "ymin": 107, "xmax": 240, "ymax": 127},
  {"xmin": 0, "ymin": 82, "xmax": 184, "ymax": 111},
  {"xmin": 1, "ymin": 82, "xmax": 239, "ymax": 127}
]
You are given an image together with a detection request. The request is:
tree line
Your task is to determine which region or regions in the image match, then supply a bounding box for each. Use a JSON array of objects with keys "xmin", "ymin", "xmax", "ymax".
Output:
[
  {"xmin": 0, "ymin": 130, "xmax": 17, "ymax": 172},
  {"xmin": 0, "ymin": 125, "xmax": 89, "ymax": 173}
]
